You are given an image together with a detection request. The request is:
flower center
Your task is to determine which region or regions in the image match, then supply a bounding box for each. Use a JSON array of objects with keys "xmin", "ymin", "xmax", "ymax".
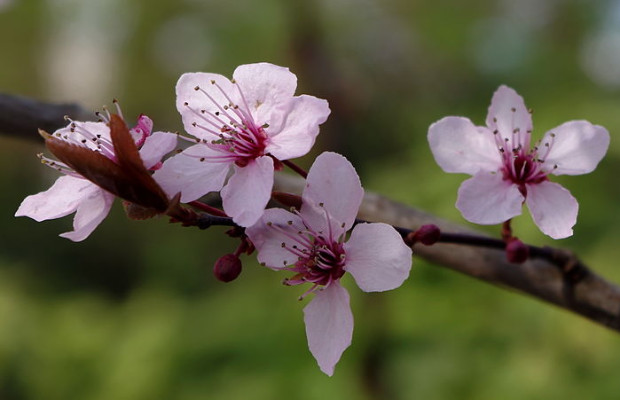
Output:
[
  {"xmin": 184, "ymin": 80, "xmax": 269, "ymax": 167},
  {"xmin": 501, "ymin": 152, "xmax": 547, "ymax": 195},
  {"xmin": 489, "ymin": 110, "xmax": 557, "ymax": 196},
  {"xmin": 287, "ymin": 236, "xmax": 346, "ymax": 288},
  {"xmin": 266, "ymin": 212, "xmax": 347, "ymax": 298},
  {"xmin": 209, "ymin": 124, "xmax": 268, "ymax": 167}
]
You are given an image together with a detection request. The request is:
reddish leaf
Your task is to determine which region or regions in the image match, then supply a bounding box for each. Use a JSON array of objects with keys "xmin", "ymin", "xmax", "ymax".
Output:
[
  {"xmin": 108, "ymin": 115, "xmax": 169, "ymax": 211},
  {"xmin": 44, "ymin": 115, "xmax": 170, "ymax": 212},
  {"xmin": 45, "ymin": 135, "xmax": 131, "ymax": 197}
]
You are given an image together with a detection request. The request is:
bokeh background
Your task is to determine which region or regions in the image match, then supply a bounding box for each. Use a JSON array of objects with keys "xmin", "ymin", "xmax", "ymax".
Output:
[{"xmin": 1, "ymin": 0, "xmax": 620, "ymax": 399}]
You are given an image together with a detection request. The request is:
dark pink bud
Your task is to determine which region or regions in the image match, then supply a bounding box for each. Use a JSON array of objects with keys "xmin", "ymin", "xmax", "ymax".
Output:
[
  {"xmin": 407, "ymin": 224, "xmax": 441, "ymax": 246},
  {"xmin": 505, "ymin": 238, "xmax": 529, "ymax": 264},
  {"xmin": 213, "ymin": 254, "xmax": 242, "ymax": 282}
]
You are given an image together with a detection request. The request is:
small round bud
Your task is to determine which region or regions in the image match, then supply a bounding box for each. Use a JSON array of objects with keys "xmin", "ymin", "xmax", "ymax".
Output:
[
  {"xmin": 407, "ymin": 224, "xmax": 441, "ymax": 246},
  {"xmin": 213, "ymin": 254, "xmax": 242, "ymax": 282},
  {"xmin": 505, "ymin": 238, "xmax": 529, "ymax": 264}
]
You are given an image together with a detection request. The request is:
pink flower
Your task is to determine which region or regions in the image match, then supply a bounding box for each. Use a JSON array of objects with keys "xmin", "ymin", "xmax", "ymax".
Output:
[
  {"xmin": 428, "ymin": 85, "xmax": 609, "ymax": 239},
  {"xmin": 15, "ymin": 114, "xmax": 177, "ymax": 241},
  {"xmin": 153, "ymin": 62, "xmax": 331, "ymax": 227},
  {"xmin": 246, "ymin": 152, "xmax": 412, "ymax": 376}
]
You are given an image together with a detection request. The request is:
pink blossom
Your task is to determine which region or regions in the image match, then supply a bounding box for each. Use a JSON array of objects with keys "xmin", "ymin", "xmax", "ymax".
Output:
[
  {"xmin": 153, "ymin": 62, "xmax": 331, "ymax": 227},
  {"xmin": 428, "ymin": 85, "xmax": 609, "ymax": 239},
  {"xmin": 16, "ymin": 114, "xmax": 177, "ymax": 241},
  {"xmin": 246, "ymin": 152, "xmax": 412, "ymax": 376}
]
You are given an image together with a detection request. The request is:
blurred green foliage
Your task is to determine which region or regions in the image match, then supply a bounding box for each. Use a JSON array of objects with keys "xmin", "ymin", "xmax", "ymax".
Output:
[{"xmin": 1, "ymin": 0, "xmax": 620, "ymax": 399}]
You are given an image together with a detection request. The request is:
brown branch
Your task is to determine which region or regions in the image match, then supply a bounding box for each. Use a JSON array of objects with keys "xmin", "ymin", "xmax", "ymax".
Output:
[
  {"xmin": 0, "ymin": 93, "xmax": 91, "ymax": 140},
  {"xmin": 274, "ymin": 173, "xmax": 620, "ymax": 332},
  {"xmin": 3, "ymin": 92, "xmax": 620, "ymax": 333}
]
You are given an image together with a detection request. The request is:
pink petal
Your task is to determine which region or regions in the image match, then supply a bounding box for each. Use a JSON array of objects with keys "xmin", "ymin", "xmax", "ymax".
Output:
[
  {"xmin": 15, "ymin": 175, "xmax": 114, "ymax": 242},
  {"xmin": 59, "ymin": 188, "xmax": 115, "ymax": 242},
  {"xmin": 301, "ymin": 152, "xmax": 363, "ymax": 235},
  {"xmin": 525, "ymin": 181, "xmax": 578, "ymax": 239},
  {"xmin": 221, "ymin": 156, "xmax": 274, "ymax": 227},
  {"xmin": 152, "ymin": 144, "xmax": 229, "ymax": 203},
  {"xmin": 176, "ymin": 72, "xmax": 238, "ymax": 140},
  {"xmin": 130, "ymin": 115, "xmax": 153, "ymax": 145},
  {"xmin": 245, "ymin": 208, "xmax": 305, "ymax": 270},
  {"xmin": 456, "ymin": 172, "xmax": 524, "ymax": 224},
  {"xmin": 139, "ymin": 131, "xmax": 177, "ymax": 169},
  {"xmin": 303, "ymin": 282, "xmax": 353, "ymax": 376},
  {"xmin": 428, "ymin": 116, "xmax": 502, "ymax": 175},
  {"xmin": 343, "ymin": 222, "xmax": 412, "ymax": 292},
  {"xmin": 16, "ymin": 175, "xmax": 96, "ymax": 221},
  {"xmin": 232, "ymin": 63, "xmax": 298, "ymax": 130},
  {"xmin": 485, "ymin": 85, "xmax": 533, "ymax": 148},
  {"xmin": 266, "ymin": 95, "xmax": 330, "ymax": 160},
  {"xmin": 540, "ymin": 121, "xmax": 610, "ymax": 176}
]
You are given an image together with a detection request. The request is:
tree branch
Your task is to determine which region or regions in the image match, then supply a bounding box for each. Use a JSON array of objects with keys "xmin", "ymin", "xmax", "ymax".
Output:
[
  {"xmin": 0, "ymin": 93, "xmax": 91, "ymax": 140},
  {"xmin": 273, "ymin": 173, "xmax": 620, "ymax": 332},
  {"xmin": 3, "ymin": 92, "xmax": 620, "ymax": 332}
]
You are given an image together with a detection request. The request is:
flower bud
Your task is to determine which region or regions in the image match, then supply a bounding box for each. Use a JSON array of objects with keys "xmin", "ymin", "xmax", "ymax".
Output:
[
  {"xmin": 407, "ymin": 224, "xmax": 441, "ymax": 246},
  {"xmin": 213, "ymin": 254, "xmax": 242, "ymax": 282},
  {"xmin": 505, "ymin": 238, "xmax": 529, "ymax": 264}
]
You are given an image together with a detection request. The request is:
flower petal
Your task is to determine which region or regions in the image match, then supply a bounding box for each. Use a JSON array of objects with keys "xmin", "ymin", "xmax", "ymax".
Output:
[
  {"xmin": 266, "ymin": 95, "xmax": 330, "ymax": 160},
  {"xmin": 301, "ymin": 152, "xmax": 363, "ymax": 235},
  {"xmin": 344, "ymin": 222, "xmax": 412, "ymax": 292},
  {"xmin": 232, "ymin": 62, "xmax": 298, "ymax": 130},
  {"xmin": 221, "ymin": 156, "xmax": 274, "ymax": 227},
  {"xmin": 16, "ymin": 175, "xmax": 95, "ymax": 221},
  {"xmin": 456, "ymin": 172, "xmax": 524, "ymax": 224},
  {"xmin": 245, "ymin": 208, "xmax": 306, "ymax": 270},
  {"xmin": 15, "ymin": 175, "xmax": 114, "ymax": 242},
  {"xmin": 485, "ymin": 85, "xmax": 533, "ymax": 148},
  {"xmin": 525, "ymin": 181, "xmax": 578, "ymax": 239},
  {"xmin": 428, "ymin": 116, "xmax": 502, "ymax": 175},
  {"xmin": 176, "ymin": 72, "xmax": 238, "ymax": 140},
  {"xmin": 303, "ymin": 282, "xmax": 353, "ymax": 376},
  {"xmin": 59, "ymin": 187, "xmax": 115, "ymax": 242},
  {"xmin": 152, "ymin": 144, "xmax": 229, "ymax": 202},
  {"xmin": 139, "ymin": 131, "xmax": 178, "ymax": 170},
  {"xmin": 540, "ymin": 121, "xmax": 610, "ymax": 176}
]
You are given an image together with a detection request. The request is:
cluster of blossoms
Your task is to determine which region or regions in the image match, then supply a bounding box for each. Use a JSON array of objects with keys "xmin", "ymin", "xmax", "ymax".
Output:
[{"xmin": 15, "ymin": 63, "xmax": 610, "ymax": 375}]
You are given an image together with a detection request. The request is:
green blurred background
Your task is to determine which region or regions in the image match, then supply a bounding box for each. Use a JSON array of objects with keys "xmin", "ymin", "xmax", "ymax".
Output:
[{"xmin": 2, "ymin": 0, "xmax": 620, "ymax": 398}]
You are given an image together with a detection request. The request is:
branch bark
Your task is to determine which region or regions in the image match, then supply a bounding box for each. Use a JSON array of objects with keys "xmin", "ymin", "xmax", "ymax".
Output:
[
  {"xmin": 0, "ymin": 93, "xmax": 90, "ymax": 140},
  {"xmin": 274, "ymin": 169, "xmax": 620, "ymax": 332},
  {"xmin": 3, "ymin": 92, "xmax": 620, "ymax": 332}
]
